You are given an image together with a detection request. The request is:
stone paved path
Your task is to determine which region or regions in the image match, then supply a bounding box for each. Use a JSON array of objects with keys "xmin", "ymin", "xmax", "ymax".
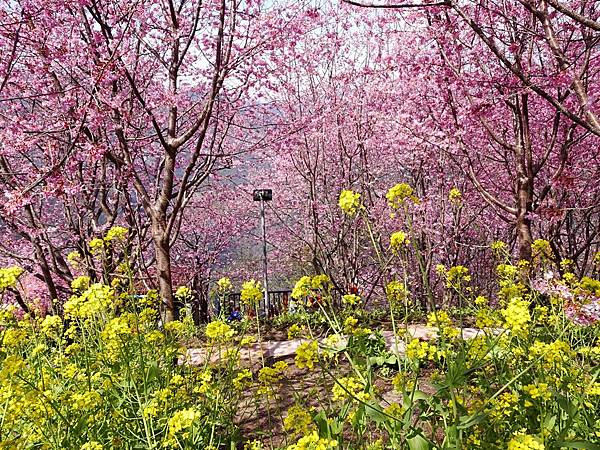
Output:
[{"xmin": 184, "ymin": 324, "xmax": 491, "ymax": 367}]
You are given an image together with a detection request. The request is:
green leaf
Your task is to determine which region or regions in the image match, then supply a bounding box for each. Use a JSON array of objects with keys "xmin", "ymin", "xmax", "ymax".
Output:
[
  {"xmin": 145, "ymin": 362, "xmax": 159, "ymax": 384},
  {"xmin": 542, "ymin": 414, "xmax": 557, "ymax": 433},
  {"xmin": 329, "ymin": 418, "xmax": 344, "ymax": 435},
  {"xmin": 553, "ymin": 442, "xmax": 600, "ymax": 450},
  {"xmin": 369, "ymin": 356, "xmax": 385, "ymax": 366},
  {"xmin": 457, "ymin": 413, "xmax": 485, "ymax": 430},
  {"xmin": 364, "ymin": 402, "xmax": 387, "ymax": 424},
  {"xmin": 407, "ymin": 434, "xmax": 431, "ymax": 450}
]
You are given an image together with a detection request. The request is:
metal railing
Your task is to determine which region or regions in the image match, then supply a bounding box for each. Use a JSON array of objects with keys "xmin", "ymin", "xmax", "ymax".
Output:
[
  {"xmin": 219, "ymin": 289, "xmax": 292, "ymax": 318},
  {"xmin": 218, "ymin": 289, "xmax": 344, "ymax": 319}
]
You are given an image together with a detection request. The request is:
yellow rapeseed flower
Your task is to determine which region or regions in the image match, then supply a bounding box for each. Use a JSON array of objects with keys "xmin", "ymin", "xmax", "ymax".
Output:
[
  {"xmin": 295, "ymin": 341, "xmax": 318, "ymax": 370},
  {"xmin": 216, "ymin": 277, "xmax": 233, "ymax": 293},
  {"xmin": 342, "ymin": 294, "xmax": 361, "ymax": 306},
  {"xmin": 386, "ymin": 183, "xmax": 419, "ymax": 209},
  {"xmin": 448, "ymin": 187, "xmax": 462, "ymax": 205},
  {"xmin": 390, "ymin": 231, "xmax": 409, "ymax": 253},
  {"xmin": 507, "ymin": 432, "xmax": 545, "ymax": 450},
  {"xmin": 88, "ymin": 238, "xmax": 105, "ymax": 254},
  {"xmin": 501, "ymin": 297, "xmax": 531, "ymax": 337},
  {"xmin": 240, "ymin": 279, "xmax": 262, "ymax": 306},
  {"xmin": 291, "ymin": 276, "xmax": 312, "ymax": 300},
  {"xmin": 66, "ymin": 251, "xmax": 81, "ymax": 267},
  {"xmin": 0, "ymin": 266, "xmax": 23, "ymax": 293},
  {"xmin": 63, "ymin": 284, "xmax": 114, "ymax": 319},
  {"xmin": 287, "ymin": 431, "xmax": 337, "ymax": 450},
  {"xmin": 40, "ymin": 315, "xmax": 62, "ymax": 338},
  {"xmin": 205, "ymin": 320, "xmax": 234, "ymax": 342},
  {"xmin": 338, "ymin": 190, "xmax": 361, "ymax": 216},
  {"xmin": 166, "ymin": 407, "xmax": 201, "ymax": 439},
  {"xmin": 284, "ymin": 405, "xmax": 315, "ymax": 436},
  {"xmin": 104, "ymin": 226, "xmax": 128, "ymax": 243},
  {"xmin": 522, "ymin": 383, "xmax": 551, "ymax": 401},
  {"xmin": 332, "ymin": 376, "xmax": 369, "ymax": 402},
  {"xmin": 70, "ymin": 275, "xmax": 90, "ymax": 292}
]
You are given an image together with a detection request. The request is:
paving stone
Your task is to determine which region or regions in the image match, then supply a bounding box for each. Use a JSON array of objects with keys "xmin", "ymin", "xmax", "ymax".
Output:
[{"xmin": 184, "ymin": 324, "xmax": 497, "ymax": 367}]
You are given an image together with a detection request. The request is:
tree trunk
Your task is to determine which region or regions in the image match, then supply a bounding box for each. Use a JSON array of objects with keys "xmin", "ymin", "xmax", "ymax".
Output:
[
  {"xmin": 32, "ymin": 237, "xmax": 61, "ymax": 314},
  {"xmin": 152, "ymin": 219, "xmax": 177, "ymax": 322},
  {"xmin": 516, "ymin": 175, "xmax": 534, "ymax": 262}
]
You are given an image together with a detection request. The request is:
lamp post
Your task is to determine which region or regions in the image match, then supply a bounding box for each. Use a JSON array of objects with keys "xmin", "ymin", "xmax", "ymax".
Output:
[{"xmin": 253, "ymin": 189, "xmax": 272, "ymax": 317}]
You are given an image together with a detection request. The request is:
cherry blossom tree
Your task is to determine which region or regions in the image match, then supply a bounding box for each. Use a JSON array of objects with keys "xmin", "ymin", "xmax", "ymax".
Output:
[
  {"xmin": 0, "ymin": 0, "xmax": 310, "ymax": 319},
  {"xmin": 343, "ymin": 0, "xmax": 600, "ymax": 266}
]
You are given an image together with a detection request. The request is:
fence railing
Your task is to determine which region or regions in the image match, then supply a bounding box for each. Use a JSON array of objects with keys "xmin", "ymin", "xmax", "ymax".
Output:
[
  {"xmin": 219, "ymin": 290, "xmax": 291, "ymax": 318},
  {"xmin": 217, "ymin": 289, "xmax": 343, "ymax": 319}
]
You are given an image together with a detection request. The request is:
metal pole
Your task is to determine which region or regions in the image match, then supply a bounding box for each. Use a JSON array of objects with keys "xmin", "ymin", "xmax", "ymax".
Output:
[{"xmin": 260, "ymin": 197, "xmax": 269, "ymax": 317}]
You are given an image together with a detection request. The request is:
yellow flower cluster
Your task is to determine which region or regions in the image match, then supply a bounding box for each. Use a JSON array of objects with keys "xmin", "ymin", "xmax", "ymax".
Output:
[
  {"xmin": 427, "ymin": 310, "xmax": 452, "ymax": 328},
  {"xmin": 166, "ymin": 407, "xmax": 201, "ymax": 442},
  {"xmin": 475, "ymin": 295, "xmax": 488, "ymax": 306},
  {"xmin": 295, "ymin": 341, "xmax": 319, "ymax": 370},
  {"xmin": 216, "ymin": 277, "xmax": 233, "ymax": 293},
  {"xmin": 445, "ymin": 265, "xmax": 471, "ymax": 289},
  {"xmin": 501, "ymin": 297, "xmax": 531, "ymax": 336},
  {"xmin": 406, "ymin": 339, "xmax": 438, "ymax": 361},
  {"xmin": 233, "ymin": 369, "xmax": 252, "ymax": 390},
  {"xmin": 343, "ymin": 316, "xmax": 358, "ymax": 332},
  {"xmin": 531, "ymin": 239, "xmax": 552, "ymax": 260},
  {"xmin": 488, "ymin": 391, "xmax": 519, "ymax": 422},
  {"xmin": 164, "ymin": 320, "xmax": 186, "ymax": 335},
  {"xmin": 427, "ymin": 310, "xmax": 459, "ymax": 338},
  {"xmin": 338, "ymin": 190, "xmax": 361, "ymax": 216},
  {"xmin": 258, "ymin": 361, "xmax": 288, "ymax": 384},
  {"xmin": 321, "ymin": 334, "xmax": 344, "ymax": 359},
  {"xmin": 507, "ymin": 433, "xmax": 545, "ymax": 450},
  {"xmin": 332, "ymin": 376, "xmax": 369, "ymax": 402},
  {"xmin": 311, "ymin": 274, "xmax": 331, "ymax": 290},
  {"xmin": 175, "ymin": 286, "xmax": 192, "ymax": 300},
  {"xmin": 284, "ymin": 405, "xmax": 315, "ymax": 436},
  {"xmin": 385, "ymin": 280, "xmax": 408, "ymax": 307},
  {"xmin": 101, "ymin": 314, "xmax": 134, "ymax": 362},
  {"xmin": 205, "ymin": 320, "xmax": 234, "ymax": 342},
  {"xmin": 0, "ymin": 266, "xmax": 23, "ymax": 292},
  {"xmin": 448, "ymin": 187, "xmax": 462, "ymax": 205},
  {"xmin": 241, "ymin": 279, "xmax": 262, "ymax": 306},
  {"xmin": 240, "ymin": 335, "xmax": 256, "ymax": 347},
  {"xmin": 40, "ymin": 315, "xmax": 62, "ymax": 338},
  {"xmin": 386, "ymin": 183, "xmax": 419, "ymax": 209},
  {"xmin": 384, "ymin": 402, "xmax": 405, "ymax": 419},
  {"xmin": 104, "ymin": 226, "xmax": 128, "ymax": 243},
  {"xmin": 585, "ymin": 382, "xmax": 600, "ymax": 396},
  {"xmin": 342, "ymin": 294, "xmax": 361, "ymax": 306},
  {"xmin": 390, "ymin": 230, "xmax": 409, "ymax": 252},
  {"xmin": 490, "ymin": 240, "xmax": 507, "ymax": 257},
  {"xmin": 497, "ymin": 263, "xmax": 519, "ymax": 280},
  {"xmin": 287, "ymin": 323, "xmax": 303, "ymax": 339},
  {"xmin": 291, "ymin": 274, "xmax": 331, "ymax": 300},
  {"xmin": 88, "ymin": 238, "xmax": 105, "ymax": 254},
  {"xmin": 528, "ymin": 340, "xmax": 573, "ymax": 369},
  {"xmin": 522, "ymin": 383, "xmax": 551, "ymax": 402},
  {"xmin": 71, "ymin": 390, "xmax": 102, "ymax": 411},
  {"xmin": 66, "ymin": 251, "xmax": 81, "ymax": 267},
  {"xmin": 64, "ymin": 284, "xmax": 114, "ymax": 319},
  {"xmin": 71, "ymin": 275, "xmax": 91, "ymax": 292},
  {"xmin": 287, "ymin": 431, "xmax": 337, "ymax": 450},
  {"xmin": 2, "ymin": 327, "xmax": 27, "ymax": 350},
  {"xmin": 392, "ymin": 371, "xmax": 416, "ymax": 393},
  {"xmin": 291, "ymin": 276, "xmax": 312, "ymax": 300}
]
